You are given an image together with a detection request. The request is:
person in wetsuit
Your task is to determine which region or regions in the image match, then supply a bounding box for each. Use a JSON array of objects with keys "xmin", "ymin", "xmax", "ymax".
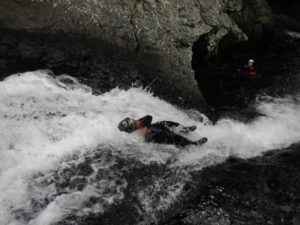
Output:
[
  {"xmin": 244, "ymin": 59, "xmax": 257, "ymax": 78},
  {"xmin": 237, "ymin": 59, "xmax": 258, "ymax": 79},
  {"xmin": 118, "ymin": 115, "xmax": 207, "ymax": 147}
]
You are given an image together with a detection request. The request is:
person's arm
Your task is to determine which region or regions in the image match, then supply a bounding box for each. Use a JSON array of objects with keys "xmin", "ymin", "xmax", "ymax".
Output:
[{"xmin": 138, "ymin": 115, "xmax": 153, "ymax": 127}]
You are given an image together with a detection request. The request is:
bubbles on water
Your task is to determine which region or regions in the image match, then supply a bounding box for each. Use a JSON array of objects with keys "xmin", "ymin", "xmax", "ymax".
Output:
[
  {"xmin": 0, "ymin": 71, "xmax": 299, "ymax": 225},
  {"xmin": 27, "ymin": 149, "xmax": 128, "ymax": 225}
]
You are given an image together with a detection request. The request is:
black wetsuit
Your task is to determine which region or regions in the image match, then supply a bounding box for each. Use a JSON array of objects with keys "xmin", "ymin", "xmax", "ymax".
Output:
[{"xmin": 137, "ymin": 115, "xmax": 201, "ymax": 147}]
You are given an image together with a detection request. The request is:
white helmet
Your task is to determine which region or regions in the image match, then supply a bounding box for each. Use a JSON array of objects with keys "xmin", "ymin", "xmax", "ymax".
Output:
[{"xmin": 248, "ymin": 59, "xmax": 254, "ymax": 64}]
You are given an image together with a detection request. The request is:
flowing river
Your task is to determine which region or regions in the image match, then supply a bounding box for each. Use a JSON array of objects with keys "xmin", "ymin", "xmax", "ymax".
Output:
[{"xmin": 0, "ymin": 69, "xmax": 299, "ymax": 225}]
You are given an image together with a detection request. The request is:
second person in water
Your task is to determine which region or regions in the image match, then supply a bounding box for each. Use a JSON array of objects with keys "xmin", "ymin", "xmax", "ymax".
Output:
[
  {"xmin": 118, "ymin": 115, "xmax": 208, "ymax": 147},
  {"xmin": 244, "ymin": 59, "xmax": 257, "ymax": 77}
]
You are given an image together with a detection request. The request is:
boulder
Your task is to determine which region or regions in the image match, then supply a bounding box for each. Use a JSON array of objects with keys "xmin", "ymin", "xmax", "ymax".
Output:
[{"xmin": 0, "ymin": 0, "xmax": 275, "ymax": 110}]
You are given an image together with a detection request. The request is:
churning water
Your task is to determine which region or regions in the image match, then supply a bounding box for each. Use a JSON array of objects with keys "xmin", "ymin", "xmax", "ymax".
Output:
[{"xmin": 0, "ymin": 71, "xmax": 299, "ymax": 225}]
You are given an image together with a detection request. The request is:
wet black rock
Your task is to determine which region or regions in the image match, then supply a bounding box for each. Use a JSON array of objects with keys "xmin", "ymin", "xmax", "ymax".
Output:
[
  {"xmin": 0, "ymin": 0, "xmax": 283, "ymax": 111},
  {"xmin": 0, "ymin": 29, "xmax": 141, "ymax": 94},
  {"xmin": 268, "ymin": 0, "xmax": 300, "ymax": 24},
  {"xmin": 163, "ymin": 143, "xmax": 300, "ymax": 225},
  {"xmin": 16, "ymin": 143, "xmax": 300, "ymax": 225}
]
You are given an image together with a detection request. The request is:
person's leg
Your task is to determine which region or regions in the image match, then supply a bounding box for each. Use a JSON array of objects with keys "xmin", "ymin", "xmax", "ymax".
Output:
[
  {"xmin": 148, "ymin": 126, "xmax": 207, "ymax": 147},
  {"xmin": 194, "ymin": 137, "xmax": 208, "ymax": 145},
  {"xmin": 167, "ymin": 131, "xmax": 207, "ymax": 147},
  {"xmin": 157, "ymin": 121, "xmax": 197, "ymax": 134},
  {"xmin": 163, "ymin": 131, "xmax": 197, "ymax": 147},
  {"xmin": 179, "ymin": 125, "xmax": 197, "ymax": 134},
  {"xmin": 157, "ymin": 121, "xmax": 181, "ymax": 128}
]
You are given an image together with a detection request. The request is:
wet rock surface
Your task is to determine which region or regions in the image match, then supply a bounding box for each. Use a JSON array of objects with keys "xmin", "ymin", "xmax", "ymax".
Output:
[
  {"xmin": 0, "ymin": 1, "xmax": 299, "ymax": 224},
  {"xmin": 0, "ymin": 29, "xmax": 141, "ymax": 94},
  {"xmin": 0, "ymin": 0, "xmax": 278, "ymax": 110},
  {"xmin": 16, "ymin": 142, "xmax": 300, "ymax": 225},
  {"xmin": 268, "ymin": 0, "xmax": 300, "ymax": 24},
  {"xmin": 1, "ymin": 22, "xmax": 300, "ymax": 225},
  {"xmin": 163, "ymin": 143, "xmax": 300, "ymax": 225}
]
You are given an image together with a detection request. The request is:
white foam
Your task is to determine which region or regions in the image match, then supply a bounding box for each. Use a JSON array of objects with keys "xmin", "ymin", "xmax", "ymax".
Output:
[
  {"xmin": 0, "ymin": 71, "xmax": 299, "ymax": 224},
  {"xmin": 176, "ymin": 95, "xmax": 300, "ymax": 167},
  {"xmin": 286, "ymin": 30, "xmax": 300, "ymax": 39}
]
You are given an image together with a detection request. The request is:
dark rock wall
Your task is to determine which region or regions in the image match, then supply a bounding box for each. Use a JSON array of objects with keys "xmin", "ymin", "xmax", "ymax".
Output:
[
  {"xmin": 163, "ymin": 143, "xmax": 300, "ymax": 225},
  {"xmin": 0, "ymin": 0, "xmax": 275, "ymax": 110},
  {"xmin": 0, "ymin": 29, "xmax": 141, "ymax": 94},
  {"xmin": 268, "ymin": 0, "xmax": 300, "ymax": 23}
]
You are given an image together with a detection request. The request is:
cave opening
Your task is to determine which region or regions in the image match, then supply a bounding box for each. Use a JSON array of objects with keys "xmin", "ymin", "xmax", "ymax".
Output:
[
  {"xmin": 192, "ymin": 34, "xmax": 252, "ymax": 110},
  {"xmin": 192, "ymin": 32, "xmax": 300, "ymax": 113}
]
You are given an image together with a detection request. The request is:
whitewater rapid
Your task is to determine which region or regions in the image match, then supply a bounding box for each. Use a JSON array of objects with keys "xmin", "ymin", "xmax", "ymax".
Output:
[{"xmin": 0, "ymin": 71, "xmax": 299, "ymax": 225}]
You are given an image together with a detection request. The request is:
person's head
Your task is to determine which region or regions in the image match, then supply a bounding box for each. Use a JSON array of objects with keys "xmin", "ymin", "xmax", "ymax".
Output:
[
  {"xmin": 118, "ymin": 118, "xmax": 137, "ymax": 133},
  {"xmin": 248, "ymin": 59, "xmax": 254, "ymax": 66}
]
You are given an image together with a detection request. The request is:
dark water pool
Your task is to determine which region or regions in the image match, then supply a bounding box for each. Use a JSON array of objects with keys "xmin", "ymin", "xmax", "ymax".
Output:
[{"xmin": 193, "ymin": 32, "xmax": 300, "ymax": 122}]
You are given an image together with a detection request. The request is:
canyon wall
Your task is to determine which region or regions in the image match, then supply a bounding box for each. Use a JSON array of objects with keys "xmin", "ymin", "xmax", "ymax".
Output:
[{"xmin": 0, "ymin": 0, "xmax": 274, "ymax": 110}]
